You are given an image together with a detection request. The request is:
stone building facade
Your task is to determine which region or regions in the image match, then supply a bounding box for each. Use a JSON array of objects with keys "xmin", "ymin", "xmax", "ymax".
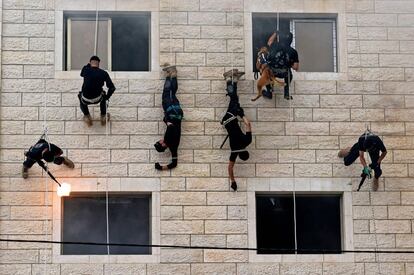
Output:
[{"xmin": 1, "ymin": 0, "xmax": 414, "ymax": 274}]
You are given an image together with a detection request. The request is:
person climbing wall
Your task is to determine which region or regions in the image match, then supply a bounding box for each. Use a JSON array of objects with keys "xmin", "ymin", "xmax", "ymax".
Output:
[
  {"xmin": 221, "ymin": 69, "xmax": 252, "ymax": 191},
  {"xmin": 22, "ymin": 137, "xmax": 74, "ymax": 179},
  {"xmin": 338, "ymin": 132, "xmax": 387, "ymax": 191},
  {"xmin": 154, "ymin": 64, "xmax": 183, "ymax": 170},
  {"xmin": 79, "ymin": 56, "xmax": 116, "ymax": 126}
]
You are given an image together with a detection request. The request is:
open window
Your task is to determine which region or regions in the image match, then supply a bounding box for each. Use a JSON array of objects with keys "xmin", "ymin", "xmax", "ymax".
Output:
[
  {"xmin": 62, "ymin": 194, "xmax": 151, "ymax": 255},
  {"xmin": 64, "ymin": 12, "xmax": 151, "ymax": 71},
  {"xmin": 252, "ymin": 13, "xmax": 338, "ymax": 72},
  {"xmin": 256, "ymin": 193, "xmax": 342, "ymax": 254}
]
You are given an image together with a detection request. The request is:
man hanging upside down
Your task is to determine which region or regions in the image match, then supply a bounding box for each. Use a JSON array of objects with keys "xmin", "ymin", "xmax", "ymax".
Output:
[
  {"xmin": 79, "ymin": 56, "xmax": 116, "ymax": 127},
  {"xmin": 221, "ymin": 69, "xmax": 252, "ymax": 191},
  {"xmin": 338, "ymin": 132, "xmax": 387, "ymax": 191},
  {"xmin": 22, "ymin": 138, "xmax": 74, "ymax": 179},
  {"xmin": 154, "ymin": 64, "xmax": 183, "ymax": 170}
]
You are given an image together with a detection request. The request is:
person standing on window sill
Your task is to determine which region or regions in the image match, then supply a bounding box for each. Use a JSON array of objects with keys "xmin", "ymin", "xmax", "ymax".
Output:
[
  {"xmin": 338, "ymin": 133, "xmax": 387, "ymax": 191},
  {"xmin": 79, "ymin": 56, "xmax": 116, "ymax": 127},
  {"xmin": 154, "ymin": 64, "xmax": 183, "ymax": 171},
  {"xmin": 221, "ymin": 69, "xmax": 252, "ymax": 191}
]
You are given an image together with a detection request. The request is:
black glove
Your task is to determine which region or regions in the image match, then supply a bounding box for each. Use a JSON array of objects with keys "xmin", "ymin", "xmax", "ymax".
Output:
[
  {"xmin": 231, "ymin": 181, "xmax": 237, "ymax": 191},
  {"xmin": 155, "ymin": 162, "xmax": 163, "ymax": 170}
]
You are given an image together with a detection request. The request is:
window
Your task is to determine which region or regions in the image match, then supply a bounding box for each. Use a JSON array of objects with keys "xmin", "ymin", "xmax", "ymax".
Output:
[
  {"xmin": 62, "ymin": 194, "xmax": 151, "ymax": 255},
  {"xmin": 252, "ymin": 13, "xmax": 337, "ymax": 72},
  {"xmin": 256, "ymin": 194, "xmax": 341, "ymax": 254},
  {"xmin": 64, "ymin": 12, "xmax": 151, "ymax": 71}
]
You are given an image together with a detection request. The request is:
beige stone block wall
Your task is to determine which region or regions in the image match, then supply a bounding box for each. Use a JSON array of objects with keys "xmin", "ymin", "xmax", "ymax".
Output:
[{"xmin": 0, "ymin": 0, "xmax": 414, "ymax": 274}]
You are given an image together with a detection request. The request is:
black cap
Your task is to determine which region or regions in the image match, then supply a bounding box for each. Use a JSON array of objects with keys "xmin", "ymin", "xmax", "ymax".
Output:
[
  {"xmin": 154, "ymin": 141, "xmax": 167, "ymax": 152},
  {"xmin": 239, "ymin": 151, "xmax": 250, "ymax": 161},
  {"xmin": 90, "ymin": 55, "xmax": 101, "ymax": 62}
]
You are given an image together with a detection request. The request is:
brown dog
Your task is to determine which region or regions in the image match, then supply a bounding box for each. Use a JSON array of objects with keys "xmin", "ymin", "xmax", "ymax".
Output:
[{"xmin": 251, "ymin": 47, "xmax": 285, "ymax": 101}]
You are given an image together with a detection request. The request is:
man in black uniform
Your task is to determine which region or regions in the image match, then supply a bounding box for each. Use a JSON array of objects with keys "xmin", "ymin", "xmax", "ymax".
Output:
[
  {"xmin": 154, "ymin": 64, "xmax": 183, "ymax": 170},
  {"xmin": 221, "ymin": 69, "xmax": 252, "ymax": 191},
  {"xmin": 79, "ymin": 56, "xmax": 116, "ymax": 126},
  {"xmin": 22, "ymin": 138, "xmax": 74, "ymax": 179},
  {"xmin": 338, "ymin": 133, "xmax": 387, "ymax": 191},
  {"xmin": 263, "ymin": 31, "xmax": 299, "ymax": 100}
]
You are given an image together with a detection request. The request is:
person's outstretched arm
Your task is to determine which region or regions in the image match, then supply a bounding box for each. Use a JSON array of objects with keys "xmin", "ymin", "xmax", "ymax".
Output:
[{"xmin": 242, "ymin": 116, "xmax": 251, "ymax": 132}]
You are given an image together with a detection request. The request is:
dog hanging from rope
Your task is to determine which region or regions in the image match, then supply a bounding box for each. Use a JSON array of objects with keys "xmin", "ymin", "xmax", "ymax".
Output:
[
  {"xmin": 22, "ymin": 131, "xmax": 75, "ymax": 179},
  {"xmin": 221, "ymin": 69, "xmax": 252, "ymax": 191},
  {"xmin": 253, "ymin": 31, "xmax": 299, "ymax": 101},
  {"xmin": 154, "ymin": 64, "xmax": 183, "ymax": 170}
]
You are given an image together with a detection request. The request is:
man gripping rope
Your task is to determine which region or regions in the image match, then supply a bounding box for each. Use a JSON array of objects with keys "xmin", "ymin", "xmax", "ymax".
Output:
[
  {"xmin": 263, "ymin": 31, "xmax": 299, "ymax": 100},
  {"xmin": 79, "ymin": 56, "xmax": 116, "ymax": 126},
  {"xmin": 154, "ymin": 64, "xmax": 183, "ymax": 170},
  {"xmin": 221, "ymin": 69, "xmax": 252, "ymax": 191},
  {"xmin": 22, "ymin": 138, "xmax": 74, "ymax": 179},
  {"xmin": 338, "ymin": 132, "xmax": 387, "ymax": 191}
]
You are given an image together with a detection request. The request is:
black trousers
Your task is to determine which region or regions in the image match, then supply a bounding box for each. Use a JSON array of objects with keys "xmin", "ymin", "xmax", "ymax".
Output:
[
  {"xmin": 344, "ymin": 143, "xmax": 382, "ymax": 179},
  {"xmin": 23, "ymin": 156, "xmax": 64, "ymax": 169},
  {"xmin": 284, "ymin": 70, "xmax": 293, "ymax": 97},
  {"xmin": 225, "ymin": 81, "xmax": 243, "ymax": 116},
  {"xmin": 78, "ymin": 93, "xmax": 107, "ymax": 116}
]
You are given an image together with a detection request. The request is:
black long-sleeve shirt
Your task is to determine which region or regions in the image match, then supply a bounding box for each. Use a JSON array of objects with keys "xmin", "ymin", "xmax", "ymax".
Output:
[{"xmin": 80, "ymin": 64, "xmax": 116, "ymax": 99}]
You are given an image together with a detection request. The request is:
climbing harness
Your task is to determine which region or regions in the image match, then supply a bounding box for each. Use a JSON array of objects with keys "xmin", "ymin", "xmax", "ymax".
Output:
[{"xmin": 221, "ymin": 112, "xmax": 238, "ymax": 126}]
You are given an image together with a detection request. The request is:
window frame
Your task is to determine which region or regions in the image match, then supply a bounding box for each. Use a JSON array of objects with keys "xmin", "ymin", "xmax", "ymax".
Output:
[
  {"xmin": 247, "ymin": 178, "xmax": 354, "ymax": 263},
  {"xmin": 255, "ymin": 193, "xmax": 343, "ymax": 255},
  {"xmin": 61, "ymin": 192, "xmax": 152, "ymax": 256},
  {"xmin": 54, "ymin": 3, "xmax": 160, "ymax": 80},
  {"xmin": 52, "ymin": 179, "xmax": 160, "ymax": 263},
  {"xmin": 244, "ymin": 0, "xmax": 348, "ymax": 81}
]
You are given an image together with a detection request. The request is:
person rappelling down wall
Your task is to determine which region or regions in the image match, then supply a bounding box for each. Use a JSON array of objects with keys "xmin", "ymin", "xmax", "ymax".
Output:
[
  {"xmin": 79, "ymin": 56, "xmax": 116, "ymax": 127},
  {"xmin": 221, "ymin": 69, "xmax": 252, "ymax": 192},
  {"xmin": 22, "ymin": 137, "xmax": 75, "ymax": 179},
  {"xmin": 154, "ymin": 64, "xmax": 183, "ymax": 171},
  {"xmin": 258, "ymin": 31, "xmax": 299, "ymax": 100},
  {"xmin": 338, "ymin": 132, "xmax": 387, "ymax": 191}
]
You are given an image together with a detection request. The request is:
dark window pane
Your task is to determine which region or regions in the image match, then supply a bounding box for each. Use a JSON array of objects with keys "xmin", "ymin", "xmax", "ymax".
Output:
[
  {"xmin": 296, "ymin": 195, "xmax": 341, "ymax": 253},
  {"xmin": 62, "ymin": 195, "xmax": 151, "ymax": 255},
  {"xmin": 256, "ymin": 195, "xmax": 295, "ymax": 254},
  {"xmin": 252, "ymin": 14, "xmax": 290, "ymax": 72},
  {"xmin": 112, "ymin": 14, "xmax": 150, "ymax": 71},
  {"xmin": 256, "ymin": 194, "xmax": 341, "ymax": 254},
  {"xmin": 64, "ymin": 12, "xmax": 150, "ymax": 71}
]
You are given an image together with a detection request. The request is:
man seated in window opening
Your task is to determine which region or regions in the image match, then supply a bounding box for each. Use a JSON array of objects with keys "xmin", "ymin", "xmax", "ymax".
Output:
[
  {"xmin": 22, "ymin": 138, "xmax": 74, "ymax": 179},
  {"xmin": 79, "ymin": 56, "xmax": 116, "ymax": 127},
  {"xmin": 221, "ymin": 69, "xmax": 252, "ymax": 191},
  {"xmin": 263, "ymin": 31, "xmax": 299, "ymax": 100},
  {"xmin": 154, "ymin": 64, "xmax": 183, "ymax": 171},
  {"xmin": 338, "ymin": 133, "xmax": 387, "ymax": 191}
]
